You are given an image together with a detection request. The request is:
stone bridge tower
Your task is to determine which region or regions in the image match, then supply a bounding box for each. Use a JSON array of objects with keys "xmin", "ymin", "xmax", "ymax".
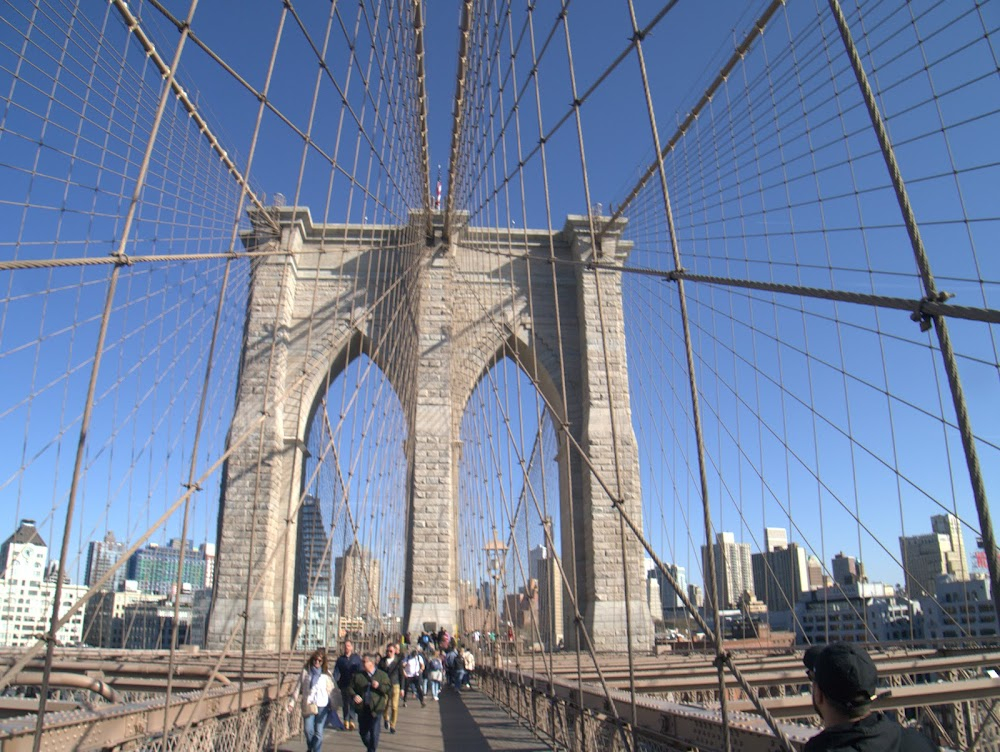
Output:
[{"xmin": 206, "ymin": 208, "xmax": 654, "ymax": 653}]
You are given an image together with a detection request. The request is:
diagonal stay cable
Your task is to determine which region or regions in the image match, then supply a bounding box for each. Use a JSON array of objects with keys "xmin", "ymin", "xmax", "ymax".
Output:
[{"xmin": 107, "ymin": 0, "xmax": 277, "ymax": 234}]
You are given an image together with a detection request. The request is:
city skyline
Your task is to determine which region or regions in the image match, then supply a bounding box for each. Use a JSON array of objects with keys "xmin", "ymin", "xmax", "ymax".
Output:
[{"xmin": 3, "ymin": 508, "xmax": 989, "ymax": 610}]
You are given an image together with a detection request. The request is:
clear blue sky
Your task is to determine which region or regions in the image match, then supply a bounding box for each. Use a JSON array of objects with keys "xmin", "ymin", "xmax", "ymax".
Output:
[{"xmin": 0, "ymin": 0, "xmax": 996, "ymax": 607}]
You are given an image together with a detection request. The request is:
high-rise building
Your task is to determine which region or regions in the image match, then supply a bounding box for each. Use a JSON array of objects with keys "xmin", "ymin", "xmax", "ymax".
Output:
[
  {"xmin": 127, "ymin": 539, "xmax": 207, "ymax": 595},
  {"xmin": 899, "ymin": 513, "xmax": 968, "ymax": 597},
  {"xmin": 806, "ymin": 555, "xmax": 825, "ymax": 590},
  {"xmin": 795, "ymin": 581, "xmax": 917, "ymax": 644},
  {"xmin": 528, "ymin": 544, "xmax": 546, "ymax": 582},
  {"xmin": 832, "ymin": 552, "xmax": 864, "ymax": 586},
  {"xmin": 82, "ymin": 586, "xmax": 164, "ymax": 648},
  {"xmin": 752, "ymin": 543, "xmax": 809, "ymax": 612},
  {"xmin": 920, "ymin": 573, "xmax": 995, "ymax": 640},
  {"xmin": 201, "ymin": 542, "xmax": 216, "ymax": 589},
  {"xmin": 645, "ymin": 570, "xmax": 663, "ymax": 624},
  {"xmin": 0, "ymin": 520, "xmax": 88, "ymax": 647},
  {"xmin": 533, "ymin": 538, "xmax": 564, "ymax": 651},
  {"xmin": 649, "ymin": 562, "xmax": 686, "ymax": 616},
  {"xmin": 764, "ymin": 527, "xmax": 788, "ymax": 552},
  {"xmin": 294, "ymin": 593, "xmax": 339, "ymax": 650},
  {"xmin": 335, "ymin": 544, "xmax": 380, "ymax": 620},
  {"xmin": 701, "ymin": 532, "xmax": 754, "ymax": 610},
  {"xmin": 294, "ymin": 495, "xmax": 332, "ymax": 648},
  {"xmin": 120, "ymin": 599, "xmax": 193, "ymax": 650},
  {"xmin": 687, "ymin": 583, "xmax": 703, "ymax": 609},
  {"xmin": 295, "ymin": 496, "xmax": 331, "ymax": 597},
  {"xmin": 85, "ymin": 531, "xmax": 127, "ymax": 592}
]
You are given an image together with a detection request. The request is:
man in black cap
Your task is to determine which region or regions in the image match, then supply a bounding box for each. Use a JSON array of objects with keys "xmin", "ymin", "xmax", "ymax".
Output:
[{"xmin": 803, "ymin": 643, "xmax": 936, "ymax": 752}]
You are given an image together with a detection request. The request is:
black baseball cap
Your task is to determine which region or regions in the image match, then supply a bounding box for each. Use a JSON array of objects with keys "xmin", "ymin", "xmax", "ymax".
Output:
[{"xmin": 803, "ymin": 643, "xmax": 878, "ymax": 708}]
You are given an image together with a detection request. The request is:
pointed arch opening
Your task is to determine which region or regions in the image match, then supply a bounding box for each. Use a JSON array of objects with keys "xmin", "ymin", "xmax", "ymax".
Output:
[
  {"xmin": 294, "ymin": 342, "xmax": 409, "ymax": 649},
  {"xmin": 456, "ymin": 350, "xmax": 565, "ymax": 650}
]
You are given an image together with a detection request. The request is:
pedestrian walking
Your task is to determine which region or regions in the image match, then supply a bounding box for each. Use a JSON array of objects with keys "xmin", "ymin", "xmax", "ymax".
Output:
[
  {"xmin": 289, "ymin": 650, "xmax": 335, "ymax": 752},
  {"xmin": 445, "ymin": 644, "xmax": 463, "ymax": 690},
  {"xmin": 460, "ymin": 645, "xmax": 476, "ymax": 689},
  {"xmin": 349, "ymin": 654, "xmax": 390, "ymax": 752},
  {"xmin": 378, "ymin": 643, "xmax": 403, "ymax": 734},
  {"xmin": 401, "ymin": 649, "xmax": 426, "ymax": 706},
  {"xmin": 426, "ymin": 651, "xmax": 444, "ymax": 701},
  {"xmin": 334, "ymin": 639, "xmax": 362, "ymax": 730}
]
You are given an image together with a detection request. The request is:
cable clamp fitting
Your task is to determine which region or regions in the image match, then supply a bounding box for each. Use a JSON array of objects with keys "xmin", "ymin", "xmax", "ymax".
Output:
[
  {"xmin": 712, "ymin": 651, "xmax": 729, "ymax": 670},
  {"xmin": 182, "ymin": 481, "xmax": 202, "ymax": 492},
  {"xmin": 910, "ymin": 291, "xmax": 953, "ymax": 332},
  {"xmin": 664, "ymin": 267, "xmax": 685, "ymax": 282}
]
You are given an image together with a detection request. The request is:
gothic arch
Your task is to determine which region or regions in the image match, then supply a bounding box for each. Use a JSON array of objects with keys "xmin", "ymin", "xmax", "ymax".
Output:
[
  {"xmin": 207, "ymin": 209, "xmax": 653, "ymax": 652},
  {"xmin": 456, "ymin": 326, "xmax": 566, "ymax": 432},
  {"xmin": 298, "ymin": 327, "xmax": 409, "ymax": 464}
]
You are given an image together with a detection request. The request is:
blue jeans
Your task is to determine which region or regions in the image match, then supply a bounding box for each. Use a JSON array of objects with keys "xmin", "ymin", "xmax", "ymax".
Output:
[
  {"xmin": 452, "ymin": 667, "xmax": 465, "ymax": 689},
  {"xmin": 358, "ymin": 711, "xmax": 382, "ymax": 752},
  {"xmin": 340, "ymin": 688, "xmax": 356, "ymax": 725},
  {"xmin": 304, "ymin": 704, "xmax": 329, "ymax": 752}
]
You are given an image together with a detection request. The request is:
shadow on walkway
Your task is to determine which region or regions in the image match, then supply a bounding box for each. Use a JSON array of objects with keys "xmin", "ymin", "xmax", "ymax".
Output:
[{"xmin": 438, "ymin": 686, "xmax": 550, "ymax": 752}]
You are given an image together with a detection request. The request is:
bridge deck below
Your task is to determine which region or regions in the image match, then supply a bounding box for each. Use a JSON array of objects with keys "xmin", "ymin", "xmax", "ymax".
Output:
[{"xmin": 278, "ymin": 686, "xmax": 550, "ymax": 752}]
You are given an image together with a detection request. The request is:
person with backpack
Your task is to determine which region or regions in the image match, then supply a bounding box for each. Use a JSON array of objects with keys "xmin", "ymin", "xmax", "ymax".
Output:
[
  {"xmin": 401, "ymin": 649, "xmax": 426, "ymax": 707},
  {"xmin": 426, "ymin": 650, "xmax": 444, "ymax": 701},
  {"xmin": 460, "ymin": 645, "xmax": 476, "ymax": 690},
  {"xmin": 445, "ymin": 644, "xmax": 462, "ymax": 690}
]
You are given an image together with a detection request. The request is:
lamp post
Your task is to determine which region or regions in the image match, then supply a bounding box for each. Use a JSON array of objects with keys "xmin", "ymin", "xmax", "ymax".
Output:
[{"xmin": 483, "ymin": 529, "xmax": 507, "ymax": 663}]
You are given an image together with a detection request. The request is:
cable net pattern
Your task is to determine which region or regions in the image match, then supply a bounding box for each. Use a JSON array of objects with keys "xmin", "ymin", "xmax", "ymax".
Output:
[
  {"xmin": 446, "ymin": 0, "xmax": 998, "ymax": 748},
  {"xmin": 0, "ymin": 0, "xmax": 998, "ymax": 749},
  {"xmin": 0, "ymin": 0, "xmax": 427, "ymax": 746}
]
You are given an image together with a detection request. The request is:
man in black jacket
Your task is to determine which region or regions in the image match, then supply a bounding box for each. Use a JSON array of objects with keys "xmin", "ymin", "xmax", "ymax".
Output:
[{"xmin": 803, "ymin": 643, "xmax": 937, "ymax": 752}]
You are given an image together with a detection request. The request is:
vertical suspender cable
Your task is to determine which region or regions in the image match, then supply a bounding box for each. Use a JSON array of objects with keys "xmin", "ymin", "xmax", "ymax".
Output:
[
  {"xmin": 559, "ymin": 1, "xmax": 641, "ymax": 744},
  {"xmin": 32, "ymin": 2, "xmax": 201, "ymax": 749},
  {"xmin": 827, "ymin": 0, "xmax": 999, "ymax": 626},
  {"xmin": 619, "ymin": 0, "xmax": 731, "ymax": 747},
  {"xmin": 163, "ymin": 257, "xmax": 232, "ymax": 734}
]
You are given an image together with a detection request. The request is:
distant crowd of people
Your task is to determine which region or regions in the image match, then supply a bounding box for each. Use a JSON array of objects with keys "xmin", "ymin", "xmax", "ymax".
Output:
[
  {"xmin": 289, "ymin": 630, "xmax": 480, "ymax": 752},
  {"xmin": 291, "ymin": 635, "xmax": 939, "ymax": 752}
]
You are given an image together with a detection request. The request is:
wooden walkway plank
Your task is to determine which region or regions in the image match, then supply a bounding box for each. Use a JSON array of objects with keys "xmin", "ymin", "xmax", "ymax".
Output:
[{"xmin": 278, "ymin": 686, "xmax": 551, "ymax": 752}]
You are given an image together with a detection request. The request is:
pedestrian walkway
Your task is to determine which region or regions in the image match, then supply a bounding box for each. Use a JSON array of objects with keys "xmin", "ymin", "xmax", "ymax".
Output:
[{"xmin": 278, "ymin": 686, "xmax": 551, "ymax": 752}]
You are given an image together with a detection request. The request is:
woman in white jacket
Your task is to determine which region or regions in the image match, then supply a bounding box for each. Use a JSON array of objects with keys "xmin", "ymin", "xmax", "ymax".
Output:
[{"xmin": 291, "ymin": 649, "xmax": 335, "ymax": 751}]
